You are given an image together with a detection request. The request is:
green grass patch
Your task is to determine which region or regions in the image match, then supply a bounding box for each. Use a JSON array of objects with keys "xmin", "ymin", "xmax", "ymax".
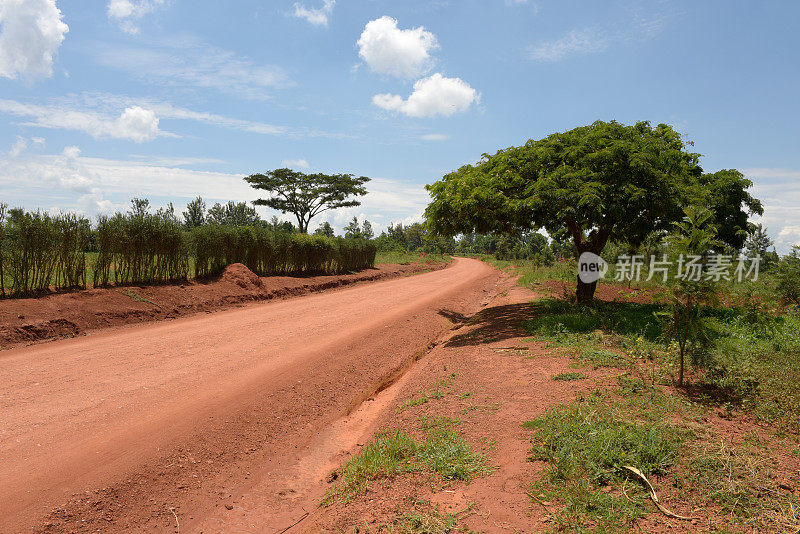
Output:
[
  {"xmin": 323, "ymin": 420, "xmax": 489, "ymax": 505},
  {"xmin": 322, "ymin": 428, "xmax": 418, "ymax": 505},
  {"xmin": 576, "ymin": 347, "xmax": 630, "ymax": 369},
  {"xmin": 526, "ymin": 393, "xmax": 689, "ymax": 532},
  {"xmin": 552, "ymin": 372, "xmax": 586, "ymax": 381},
  {"xmin": 525, "ymin": 299, "xmax": 664, "ymax": 343},
  {"xmin": 478, "ymin": 255, "xmax": 575, "ymax": 287}
]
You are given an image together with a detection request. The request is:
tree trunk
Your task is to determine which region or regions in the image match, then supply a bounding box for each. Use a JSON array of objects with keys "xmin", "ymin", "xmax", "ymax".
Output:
[
  {"xmin": 576, "ymin": 277, "xmax": 597, "ymax": 304},
  {"xmin": 565, "ymin": 219, "xmax": 610, "ymax": 305}
]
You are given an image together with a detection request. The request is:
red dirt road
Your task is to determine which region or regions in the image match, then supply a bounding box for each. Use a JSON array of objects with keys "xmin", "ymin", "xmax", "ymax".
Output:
[{"xmin": 0, "ymin": 257, "xmax": 501, "ymax": 533}]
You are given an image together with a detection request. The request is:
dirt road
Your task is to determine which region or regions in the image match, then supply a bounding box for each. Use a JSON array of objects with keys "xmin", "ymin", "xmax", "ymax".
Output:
[{"xmin": 0, "ymin": 257, "xmax": 501, "ymax": 533}]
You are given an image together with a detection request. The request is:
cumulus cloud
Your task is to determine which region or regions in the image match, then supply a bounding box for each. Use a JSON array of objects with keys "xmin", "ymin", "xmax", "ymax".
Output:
[
  {"xmin": 93, "ymin": 38, "xmax": 292, "ymax": 100},
  {"xmin": 280, "ymin": 158, "xmax": 310, "ymax": 169},
  {"xmin": 292, "ymin": 0, "xmax": 334, "ymax": 26},
  {"xmin": 0, "ymin": 0, "xmax": 69, "ymax": 80},
  {"xmin": 373, "ymin": 73, "xmax": 479, "ymax": 118},
  {"xmin": 0, "ymin": 99, "xmax": 165, "ymax": 142},
  {"xmin": 107, "ymin": 0, "xmax": 166, "ymax": 34},
  {"xmin": 745, "ymin": 167, "xmax": 800, "ymax": 254},
  {"xmin": 357, "ymin": 16, "xmax": 439, "ymax": 79}
]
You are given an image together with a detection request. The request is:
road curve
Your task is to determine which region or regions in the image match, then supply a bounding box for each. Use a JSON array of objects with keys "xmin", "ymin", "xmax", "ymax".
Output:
[{"xmin": 0, "ymin": 257, "xmax": 500, "ymax": 533}]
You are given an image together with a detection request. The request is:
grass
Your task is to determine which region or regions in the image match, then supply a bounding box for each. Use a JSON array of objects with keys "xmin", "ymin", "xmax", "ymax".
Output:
[
  {"xmin": 323, "ymin": 418, "xmax": 489, "ymax": 506},
  {"xmin": 525, "ymin": 299, "xmax": 664, "ymax": 343},
  {"xmin": 401, "ymin": 376, "xmax": 456, "ymax": 411},
  {"xmin": 522, "ymin": 291, "xmax": 800, "ymax": 432},
  {"xmin": 525, "ymin": 391, "xmax": 689, "ymax": 532},
  {"xmin": 393, "ymin": 498, "xmax": 477, "ymax": 534},
  {"xmin": 515, "ymin": 275, "xmax": 800, "ymax": 529},
  {"xmin": 478, "ymin": 255, "xmax": 575, "ymax": 287},
  {"xmin": 552, "ymin": 372, "xmax": 586, "ymax": 381},
  {"xmin": 352, "ymin": 497, "xmax": 476, "ymax": 534},
  {"xmin": 120, "ymin": 289, "xmax": 158, "ymax": 306}
]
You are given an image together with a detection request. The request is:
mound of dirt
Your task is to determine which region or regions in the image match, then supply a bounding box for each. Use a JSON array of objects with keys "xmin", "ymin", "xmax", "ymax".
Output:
[{"xmin": 220, "ymin": 263, "xmax": 263, "ymax": 289}]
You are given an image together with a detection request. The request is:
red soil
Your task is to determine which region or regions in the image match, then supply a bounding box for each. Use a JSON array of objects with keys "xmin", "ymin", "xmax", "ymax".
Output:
[
  {"xmin": 0, "ymin": 257, "xmax": 501, "ymax": 533},
  {"xmin": 0, "ymin": 262, "xmax": 443, "ymax": 350}
]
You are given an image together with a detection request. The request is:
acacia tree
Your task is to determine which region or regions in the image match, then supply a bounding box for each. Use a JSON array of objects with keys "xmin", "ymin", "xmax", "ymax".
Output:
[
  {"xmin": 244, "ymin": 168, "xmax": 370, "ymax": 233},
  {"xmin": 426, "ymin": 120, "xmax": 758, "ymax": 303}
]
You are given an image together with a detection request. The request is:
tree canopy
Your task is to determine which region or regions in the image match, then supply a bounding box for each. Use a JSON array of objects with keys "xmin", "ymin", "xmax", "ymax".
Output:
[
  {"xmin": 425, "ymin": 120, "xmax": 760, "ymax": 302},
  {"xmin": 244, "ymin": 168, "xmax": 370, "ymax": 233},
  {"xmin": 699, "ymin": 169, "xmax": 763, "ymax": 250}
]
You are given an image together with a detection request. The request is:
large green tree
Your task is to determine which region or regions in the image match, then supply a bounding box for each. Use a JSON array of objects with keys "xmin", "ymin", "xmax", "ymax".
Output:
[
  {"xmin": 699, "ymin": 169, "xmax": 762, "ymax": 250},
  {"xmin": 425, "ymin": 120, "xmax": 759, "ymax": 303},
  {"xmin": 244, "ymin": 168, "xmax": 370, "ymax": 233}
]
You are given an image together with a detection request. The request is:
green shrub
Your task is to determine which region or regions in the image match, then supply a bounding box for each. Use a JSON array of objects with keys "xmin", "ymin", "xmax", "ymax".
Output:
[
  {"xmin": 776, "ymin": 246, "xmax": 800, "ymax": 306},
  {"xmin": 93, "ymin": 211, "xmax": 189, "ymax": 286},
  {"xmin": 191, "ymin": 225, "xmax": 375, "ymax": 278},
  {"xmin": 2, "ymin": 210, "xmax": 90, "ymax": 295}
]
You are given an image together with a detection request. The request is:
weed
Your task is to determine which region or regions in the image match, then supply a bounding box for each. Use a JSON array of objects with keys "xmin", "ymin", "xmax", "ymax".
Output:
[
  {"xmin": 121, "ymin": 290, "xmax": 158, "ymax": 306},
  {"xmin": 576, "ymin": 347, "xmax": 630, "ymax": 369},
  {"xmin": 552, "ymin": 372, "xmax": 585, "ymax": 381},
  {"xmin": 324, "ymin": 421, "xmax": 487, "ymax": 505},
  {"xmin": 527, "ymin": 394, "xmax": 687, "ymax": 531},
  {"xmin": 393, "ymin": 498, "xmax": 477, "ymax": 534}
]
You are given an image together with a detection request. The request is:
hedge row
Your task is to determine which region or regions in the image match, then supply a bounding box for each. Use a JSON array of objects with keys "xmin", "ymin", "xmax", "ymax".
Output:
[
  {"xmin": 192, "ymin": 225, "xmax": 377, "ymax": 278},
  {"xmin": 0, "ymin": 209, "xmax": 376, "ymax": 296},
  {"xmin": 93, "ymin": 212, "xmax": 189, "ymax": 287},
  {"xmin": 0, "ymin": 210, "xmax": 89, "ymax": 296}
]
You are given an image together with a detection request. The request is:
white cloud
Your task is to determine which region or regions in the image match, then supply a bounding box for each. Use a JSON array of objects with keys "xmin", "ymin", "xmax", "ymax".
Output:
[
  {"xmin": 107, "ymin": 0, "xmax": 167, "ymax": 35},
  {"xmin": 0, "ymin": 0, "xmax": 69, "ymax": 80},
  {"xmin": 292, "ymin": 0, "xmax": 334, "ymax": 27},
  {"xmin": 115, "ymin": 106, "xmax": 160, "ymax": 142},
  {"xmin": 742, "ymin": 167, "xmax": 800, "ymax": 254},
  {"xmin": 61, "ymin": 145, "xmax": 80, "ymax": 158},
  {"xmin": 8, "ymin": 136, "xmax": 27, "ymax": 158},
  {"xmin": 0, "ymin": 93, "xmax": 349, "ymax": 142},
  {"xmin": 7, "ymin": 135, "xmax": 46, "ymax": 158},
  {"xmin": 93, "ymin": 38, "xmax": 292, "ymax": 100},
  {"xmin": 280, "ymin": 158, "xmax": 310, "ymax": 169},
  {"xmin": 357, "ymin": 16, "xmax": 439, "ymax": 79},
  {"xmin": 1, "ymin": 148, "xmax": 430, "ymax": 236},
  {"xmin": 527, "ymin": 28, "xmax": 608, "ymax": 62},
  {"xmin": 420, "ymin": 133, "xmax": 449, "ymax": 141},
  {"xmin": 0, "ymin": 99, "xmax": 166, "ymax": 142},
  {"xmin": 527, "ymin": 8, "xmax": 669, "ymax": 62},
  {"xmin": 373, "ymin": 73, "xmax": 479, "ymax": 118}
]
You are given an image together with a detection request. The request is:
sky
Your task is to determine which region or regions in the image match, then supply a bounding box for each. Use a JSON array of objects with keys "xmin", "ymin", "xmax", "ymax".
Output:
[{"xmin": 0, "ymin": 0, "xmax": 799, "ymax": 252}]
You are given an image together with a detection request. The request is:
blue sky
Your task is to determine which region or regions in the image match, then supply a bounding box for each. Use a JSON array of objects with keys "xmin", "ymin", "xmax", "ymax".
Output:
[{"xmin": 1, "ymin": 0, "xmax": 799, "ymax": 251}]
